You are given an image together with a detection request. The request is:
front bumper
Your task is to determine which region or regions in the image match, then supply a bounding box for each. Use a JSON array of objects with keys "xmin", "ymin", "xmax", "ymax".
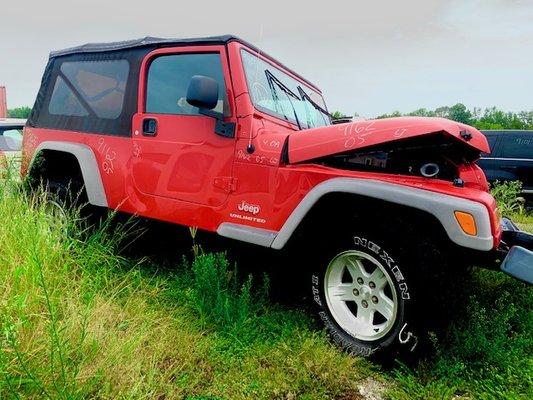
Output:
[{"xmin": 498, "ymin": 218, "xmax": 533, "ymax": 284}]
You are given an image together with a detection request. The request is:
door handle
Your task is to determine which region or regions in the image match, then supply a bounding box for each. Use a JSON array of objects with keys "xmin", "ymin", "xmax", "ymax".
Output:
[
  {"xmin": 501, "ymin": 165, "xmax": 518, "ymax": 170},
  {"xmin": 142, "ymin": 118, "xmax": 157, "ymax": 136}
]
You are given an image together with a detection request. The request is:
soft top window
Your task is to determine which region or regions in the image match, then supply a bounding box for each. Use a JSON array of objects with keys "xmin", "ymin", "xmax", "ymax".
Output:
[
  {"xmin": 28, "ymin": 48, "xmax": 147, "ymax": 137},
  {"xmin": 49, "ymin": 60, "xmax": 129, "ymax": 119}
]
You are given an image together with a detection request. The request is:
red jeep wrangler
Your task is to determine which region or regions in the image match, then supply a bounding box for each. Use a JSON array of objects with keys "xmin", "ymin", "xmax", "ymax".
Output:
[{"xmin": 22, "ymin": 35, "xmax": 533, "ymax": 356}]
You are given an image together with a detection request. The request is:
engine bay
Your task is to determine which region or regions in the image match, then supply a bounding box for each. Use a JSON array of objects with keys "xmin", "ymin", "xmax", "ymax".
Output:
[{"xmin": 316, "ymin": 132, "xmax": 481, "ymax": 181}]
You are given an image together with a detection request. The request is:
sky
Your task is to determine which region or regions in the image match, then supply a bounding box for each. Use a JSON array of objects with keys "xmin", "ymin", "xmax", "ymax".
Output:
[{"xmin": 1, "ymin": 0, "xmax": 532, "ymax": 118}]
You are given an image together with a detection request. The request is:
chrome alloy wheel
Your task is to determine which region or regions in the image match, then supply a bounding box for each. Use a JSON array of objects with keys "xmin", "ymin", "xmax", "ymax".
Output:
[{"xmin": 324, "ymin": 250, "xmax": 398, "ymax": 341}]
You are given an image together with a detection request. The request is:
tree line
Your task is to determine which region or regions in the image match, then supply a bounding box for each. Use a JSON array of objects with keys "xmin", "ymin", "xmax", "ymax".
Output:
[
  {"xmin": 9, "ymin": 104, "xmax": 533, "ymax": 130},
  {"xmin": 7, "ymin": 106, "xmax": 32, "ymax": 119},
  {"xmin": 335, "ymin": 103, "xmax": 533, "ymax": 130}
]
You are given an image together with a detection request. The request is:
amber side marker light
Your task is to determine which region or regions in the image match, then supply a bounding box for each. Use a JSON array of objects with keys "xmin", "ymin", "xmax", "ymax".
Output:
[{"xmin": 454, "ymin": 211, "xmax": 477, "ymax": 236}]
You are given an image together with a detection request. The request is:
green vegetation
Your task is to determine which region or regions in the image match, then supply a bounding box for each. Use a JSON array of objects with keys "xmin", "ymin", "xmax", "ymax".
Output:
[
  {"xmin": 389, "ymin": 267, "xmax": 532, "ymax": 399},
  {"xmin": 491, "ymin": 180, "xmax": 528, "ymax": 217},
  {"xmin": 490, "ymin": 180, "xmax": 532, "ymax": 232},
  {"xmin": 324, "ymin": 104, "xmax": 533, "ymax": 130},
  {"xmin": 389, "ymin": 182, "xmax": 532, "ymax": 399},
  {"xmin": 376, "ymin": 104, "xmax": 533, "ymax": 130},
  {"xmin": 7, "ymin": 106, "xmax": 31, "ymax": 119},
  {"xmin": 0, "ymin": 175, "xmax": 531, "ymax": 399},
  {"xmin": 0, "ymin": 177, "xmax": 376, "ymax": 399}
]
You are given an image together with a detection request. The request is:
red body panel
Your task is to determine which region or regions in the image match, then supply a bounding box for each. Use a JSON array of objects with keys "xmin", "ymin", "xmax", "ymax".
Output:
[{"xmin": 21, "ymin": 40, "xmax": 501, "ymax": 250}]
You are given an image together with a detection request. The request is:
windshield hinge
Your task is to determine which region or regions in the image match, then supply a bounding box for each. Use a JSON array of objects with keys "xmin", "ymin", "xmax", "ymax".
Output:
[{"xmin": 215, "ymin": 120, "xmax": 236, "ymax": 138}]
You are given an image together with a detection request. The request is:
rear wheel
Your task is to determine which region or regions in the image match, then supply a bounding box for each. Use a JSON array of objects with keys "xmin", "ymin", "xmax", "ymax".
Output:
[{"xmin": 41, "ymin": 181, "xmax": 73, "ymax": 230}]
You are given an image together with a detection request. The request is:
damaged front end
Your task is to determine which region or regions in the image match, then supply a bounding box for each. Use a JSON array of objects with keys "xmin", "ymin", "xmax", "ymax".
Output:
[
  {"xmin": 288, "ymin": 117, "xmax": 533, "ymax": 284},
  {"xmin": 288, "ymin": 117, "xmax": 490, "ymax": 189},
  {"xmin": 313, "ymin": 132, "xmax": 487, "ymax": 189}
]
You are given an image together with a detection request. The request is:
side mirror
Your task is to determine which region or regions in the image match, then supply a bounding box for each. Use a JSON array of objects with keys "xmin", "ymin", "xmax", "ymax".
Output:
[
  {"xmin": 186, "ymin": 75, "xmax": 219, "ymax": 110},
  {"xmin": 186, "ymin": 75, "xmax": 235, "ymax": 139}
]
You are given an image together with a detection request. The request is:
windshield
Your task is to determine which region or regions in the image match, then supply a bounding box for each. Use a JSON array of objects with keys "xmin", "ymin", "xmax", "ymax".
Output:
[{"xmin": 241, "ymin": 49, "xmax": 330, "ymax": 129}]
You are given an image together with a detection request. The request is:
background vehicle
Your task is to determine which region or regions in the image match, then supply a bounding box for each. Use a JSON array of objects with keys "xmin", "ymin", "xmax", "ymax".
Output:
[
  {"xmin": 0, "ymin": 118, "xmax": 25, "ymax": 174},
  {"xmin": 21, "ymin": 35, "xmax": 533, "ymax": 358},
  {"xmin": 479, "ymin": 130, "xmax": 533, "ymax": 202}
]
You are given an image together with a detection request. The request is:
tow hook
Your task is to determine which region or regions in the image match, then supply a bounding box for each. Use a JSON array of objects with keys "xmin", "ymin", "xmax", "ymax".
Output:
[{"xmin": 498, "ymin": 218, "xmax": 533, "ymax": 285}]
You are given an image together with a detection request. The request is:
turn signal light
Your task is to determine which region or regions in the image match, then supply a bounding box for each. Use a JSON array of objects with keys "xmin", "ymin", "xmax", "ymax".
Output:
[{"xmin": 454, "ymin": 211, "xmax": 477, "ymax": 236}]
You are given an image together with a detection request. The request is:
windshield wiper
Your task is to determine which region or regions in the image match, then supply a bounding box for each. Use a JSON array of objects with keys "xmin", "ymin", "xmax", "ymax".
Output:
[
  {"xmin": 265, "ymin": 69, "xmax": 302, "ymax": 130},
  {"xmin": 297, "ymin": 85, "xmax": 332, "ymax": 126}
]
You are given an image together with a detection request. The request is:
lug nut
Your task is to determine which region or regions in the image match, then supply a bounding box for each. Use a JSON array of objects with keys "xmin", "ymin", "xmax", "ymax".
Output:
[
  {"xmin": 362, "ymin": 300, "xmax": 368, "ymax": 308},
  {"xmin": 352, "ymin": 288, "xmax": 359, "ymax": 296},
  {"xmin": 371, "ymin": 296, "xmax": 378, "ymax": 304},
  {"xmin": 369, "ymin": 281, "xmax": 376, "ymax": 289},
  {"xmin": 357, "ymin": 277, "xmax": 364, "ymax": 285}
]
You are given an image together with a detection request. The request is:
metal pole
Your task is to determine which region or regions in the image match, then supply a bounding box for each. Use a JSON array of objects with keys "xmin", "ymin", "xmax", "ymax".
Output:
[{"xmin": 0, "ymin": 86, "xmax": 7, "ymax": 118}]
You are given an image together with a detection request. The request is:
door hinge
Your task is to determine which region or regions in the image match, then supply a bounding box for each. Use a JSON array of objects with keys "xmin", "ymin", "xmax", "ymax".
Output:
[{"xmin": 214, "ymin": 177, "xmax": 237, "ymax": 192}]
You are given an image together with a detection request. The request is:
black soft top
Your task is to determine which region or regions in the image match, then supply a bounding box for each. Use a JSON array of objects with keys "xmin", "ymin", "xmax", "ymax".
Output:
[
  {"xmin": 49, "ymin": 35, "xmax": 319, "ymax": 91},
  {"xmin": 30, "ymin": 35, "xmax": 321, "ymax": 137},
  {"xmin": 50, "ymin": 35, "xmax": 241, "ymax": 58}
]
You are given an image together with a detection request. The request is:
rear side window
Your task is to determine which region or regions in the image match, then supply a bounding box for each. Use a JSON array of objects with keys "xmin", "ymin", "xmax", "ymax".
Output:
[
  {"xmin": 48, "ymin": 60, "xmax": 129, "ymax": 119},
  {"xmin": 146, "ymin": 53, "xmax": 228, "ymax": 116},
  {"xmin": 503, "ymin": 134, "xmax": 533, "ymax": 158}
]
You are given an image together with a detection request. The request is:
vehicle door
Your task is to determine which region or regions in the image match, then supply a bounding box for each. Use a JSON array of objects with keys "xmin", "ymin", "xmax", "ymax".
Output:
[{"xmin": 131, "ymin": 46, "xmax": 236, "ymax": 207}]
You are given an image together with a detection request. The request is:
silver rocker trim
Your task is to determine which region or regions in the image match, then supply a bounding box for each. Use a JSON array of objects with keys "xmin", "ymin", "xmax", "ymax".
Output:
[{"xmin": 217, "ymin": 223, "xmax": 277, "ymax": 247}]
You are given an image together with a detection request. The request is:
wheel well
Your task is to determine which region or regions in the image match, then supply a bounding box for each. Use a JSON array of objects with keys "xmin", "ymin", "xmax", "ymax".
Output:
[
  {"xmin": 287, "ymin": 192, "xmax": 450, "ymax": 247},
  {"xmin": 28, "ymin": 150, "xmax": 85, "ymax": 194}
]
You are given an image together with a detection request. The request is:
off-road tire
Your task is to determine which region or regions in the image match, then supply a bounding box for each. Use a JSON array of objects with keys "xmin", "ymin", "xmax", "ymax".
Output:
[
  {"xmin": 309, "ymin": 223, "xmax": 459, "ymax": 359},
  {"xmin": 311, "ymin": 231, "xmax": 422, "ymax": 358}
]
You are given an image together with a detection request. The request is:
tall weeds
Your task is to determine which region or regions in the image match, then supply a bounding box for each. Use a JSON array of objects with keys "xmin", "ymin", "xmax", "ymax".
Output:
[
  {"xmin": 187, "ymin": 252, "xmax": 269, "ymax": 332},
  {"xmin": 490, "ymin": 180, "xmax": 527, "ymax": 216},
  {"xmin": 0, "ymin": 175, "xmax": 366, "ymax": 400},
  {"xmin": 0, "ymin": 176, "xmax": 139, "ymax": 398}
]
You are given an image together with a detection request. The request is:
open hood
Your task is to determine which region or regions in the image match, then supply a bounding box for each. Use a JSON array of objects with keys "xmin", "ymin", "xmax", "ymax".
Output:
[{"xmin": 288, "ymin": 117, "xmax": 490, "ymax": 164}]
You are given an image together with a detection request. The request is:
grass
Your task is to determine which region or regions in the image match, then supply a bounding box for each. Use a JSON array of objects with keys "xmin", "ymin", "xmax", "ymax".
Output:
[
  {"xmin": 513, "ymin": 213, "xmax": 533, "ymax": 233},
  {"xmin": 0, "ymin": 178, "xmax": 376, "ymax": 399},
  {"xmin": 388, "ymin": 265, "xmax": 532, "ymax": 399},
  {"xmin": 0, "ymin": 172, "xmax": 531, "ymax": 399}
]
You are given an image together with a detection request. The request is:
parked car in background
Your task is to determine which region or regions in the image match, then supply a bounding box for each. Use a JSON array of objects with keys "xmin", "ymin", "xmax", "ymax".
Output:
[
  {"xmin": 0, "ymin": 118, "xmax": 25, "ymax": 175},
  {"xmin": 478, "ymin": 130, "xmax": 533, "ymax": 202}
]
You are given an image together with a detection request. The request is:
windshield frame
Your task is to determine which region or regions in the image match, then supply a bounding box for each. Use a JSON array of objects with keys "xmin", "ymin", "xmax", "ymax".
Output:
[{"xmin": 239, "ymin": 48, "xmax": 330, "ymax": 129}]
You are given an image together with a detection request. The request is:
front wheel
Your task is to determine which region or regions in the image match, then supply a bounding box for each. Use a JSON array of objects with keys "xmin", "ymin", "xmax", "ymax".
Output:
[{"xmin": 311, "ymin": 234, "xmax": 420, "ymax": 357}]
